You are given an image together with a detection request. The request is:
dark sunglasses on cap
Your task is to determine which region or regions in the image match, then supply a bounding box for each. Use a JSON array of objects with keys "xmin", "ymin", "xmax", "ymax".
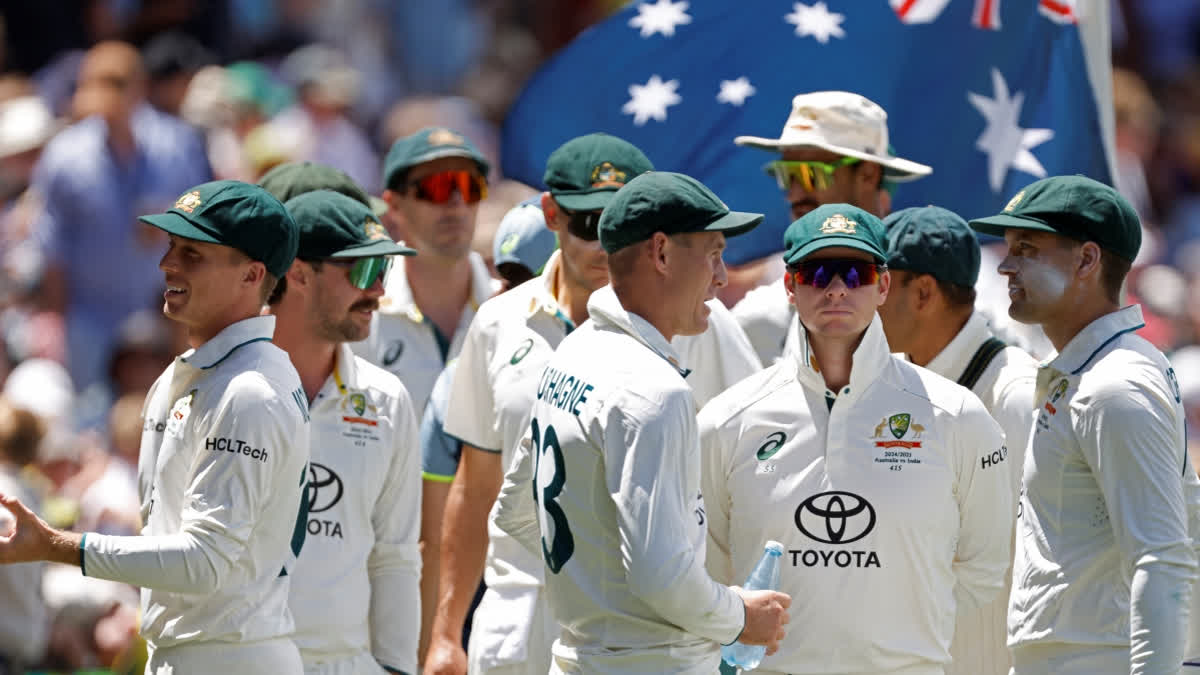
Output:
[
  {"xmin": 788, "ymin": 259, "xmax": 885, "ymax": 290},
  {"xmin": 408, "ymin": 170, "xmax": 488, "ymax": 205},
  {"xmin": 315, "ymin": 256, "xmax": 394, "ymax": 290},
  {"xmin": 559, "ymin": 206, "xmax": 602, "ymax": 241},
  {"xmin": 766, "ymin": 157, "xmax": 862, "ymax": 192}
]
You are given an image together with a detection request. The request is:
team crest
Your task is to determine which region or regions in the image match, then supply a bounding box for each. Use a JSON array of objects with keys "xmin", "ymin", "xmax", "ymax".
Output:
[
  {"xmin": 349, "ymin": 392, "xmax": 366, "ymax": 416},
  {"xmin": 428, "ymin": 128, "xmax": 464, "ymax": 146},
  {"xmin": 166, "ymin": 389, "xmax": 197, "ymax": 438},
  {"xmin": 499, "ymin": 232, "xmax": 520, "ymax": 255},
  {"xmin": 174, "ymin": 191, "xmax": 202, "ymax": 213},
  {"xmin": 889, "ymin": 413, "xmax": 911, "ymax": 439},
  {"xmin": 873, "ymin": 413, "xmax": 925, "ymax": 449},
  {"xmin": 820, "ymin": 213, "xmax": 856, "ymax": 235},
  {"xmin": 364, "ymin": 218, "xmax": 387, "ymax": 241},
  {"xmin": 1004, "ymin": 190, "xmax": 1025, "ymax": 213},
  {"xmin": 1049, "ymin": 378, "xmax": 1069, "ymax": 404},
  {"xmin": 590, "ymin": 162, "xmax": 627, "ymax": 188}
]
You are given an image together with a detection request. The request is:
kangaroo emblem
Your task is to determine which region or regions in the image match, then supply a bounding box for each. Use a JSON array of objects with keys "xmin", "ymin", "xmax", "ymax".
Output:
[{"xmin": 872, "ymin": 417, "xmax": 887, "ymax": 438}]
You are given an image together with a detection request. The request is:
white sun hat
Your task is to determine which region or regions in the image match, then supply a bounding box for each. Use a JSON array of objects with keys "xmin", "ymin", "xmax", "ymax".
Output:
[
  {"xmin": 734, "ymin": 91, "xmax": 933, "ymax": 182},
  {"xmin": 0, "ymin": 96, "xmax": 60, "ymax": 159}
]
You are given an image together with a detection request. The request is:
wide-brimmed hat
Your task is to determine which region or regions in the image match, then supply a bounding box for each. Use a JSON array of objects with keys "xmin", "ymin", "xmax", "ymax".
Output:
[{"xmin": 734, "ymin": 91, "xmax": 932, "ymax": 182}]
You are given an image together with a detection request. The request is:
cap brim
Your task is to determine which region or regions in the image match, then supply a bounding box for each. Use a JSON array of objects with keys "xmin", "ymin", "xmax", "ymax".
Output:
[
  {"xmin": 704, "ymin": 210, "xmax": 763, "ymax": 238},
  {"xmin": 784, "ymin": 237, "xmax": 887, "ymax": 265},
  {"xmin": 734, "ymin": 135, "xmax": 933, "ymax": 182},
  {"xmin": 138, "ymin": 212, "xmax": 222, "ymax": 244},
  {"xmin": 554, "ymin": 189, "xmax": 619, "ymax": 212},
  {"xmin": 968, "ymin": 213, "xmax": 1058, "ymax": 238},
  {"xmin": 329, "ymin": 239, "xmax": 417, "ymax": 257}
]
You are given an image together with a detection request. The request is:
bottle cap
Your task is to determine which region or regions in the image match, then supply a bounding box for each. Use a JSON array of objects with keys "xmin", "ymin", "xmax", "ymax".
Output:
[{"xmin": 765, "ymin": 540, "xmax": 784, "ymax": 555}]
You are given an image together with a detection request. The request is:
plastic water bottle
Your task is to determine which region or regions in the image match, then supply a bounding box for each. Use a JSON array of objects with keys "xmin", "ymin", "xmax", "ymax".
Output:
[{"xmin": 721, "ymin": 540, "xmax": 785, "ymax": 671}]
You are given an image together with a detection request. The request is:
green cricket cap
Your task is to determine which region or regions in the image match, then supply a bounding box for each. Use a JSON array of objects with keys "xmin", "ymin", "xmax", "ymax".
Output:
[
  {"xmin": 969, "ymin": 175, "xmax": 1141, "ymax": 262},
  {"xmin": 284, "ymin": 190, "xmax": 416, "ymax": 259},
  {"xmin": 783, "ymin": 203, "xmax": 887, "ymax": 265},
  {"xmin": 544, "ymin": 133, "xmax": 654, "ymax": 211},
  {"xmin": 382, "ymin": 126, "xmax": 489, "ymax": 189},
  {"xmin": 257, "ymin": 161, "xmax": 371, "ymax": 207},
  {"xmin": 139, "ymin": 180, "xmax": 298, "ymax": 277},
  {"xmin": 883, "ymin": 206, "xmax": 980, "ymax": 287},
  {"xmin": 598, "ymin": 171, "xmax": 762, "ymax": 254}
]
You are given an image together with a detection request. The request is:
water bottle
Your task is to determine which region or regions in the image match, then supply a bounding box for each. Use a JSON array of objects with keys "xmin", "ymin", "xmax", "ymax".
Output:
[{"xmin": 721, "ymin": 540, "xmax": 785, "ymax": 671}]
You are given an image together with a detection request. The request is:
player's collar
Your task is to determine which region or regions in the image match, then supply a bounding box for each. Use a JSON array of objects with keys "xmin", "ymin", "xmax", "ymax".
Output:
[
  {"xmin": 922, "ymin": 311, "xmax": 994, "ymax": 382},
  {"xmin": 790, "ymin": 313, "xmax": 891, "ymax": 397},
  {"xmin": 377, "ymin": 251, "xmax": 498, "ymax": 321},
  {"xmin": 1046, "ymin": 304, "xmax": 1145, "ymax": 376},
  {"xmin": 180, "ymin": 315, "xmax": 275, "ymax": 370},
  {"xmin": 587, "ymin": 285, "xmax": 690, "ymax": 378}
]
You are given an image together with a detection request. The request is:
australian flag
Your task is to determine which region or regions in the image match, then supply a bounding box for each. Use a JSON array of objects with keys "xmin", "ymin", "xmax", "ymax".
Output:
[{"xmin": 501, "ymin": 0, "xmax": 1111, "ymax": 265}]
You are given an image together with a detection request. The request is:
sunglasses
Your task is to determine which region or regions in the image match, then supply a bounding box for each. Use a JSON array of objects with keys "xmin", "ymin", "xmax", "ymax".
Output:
[
  {"xmin": 560, "ymin": 206, "xmax": 602, "ymax": 241},
  {"xmin": 788, "ymin": 259, "xmax": 885, "ymax": 290},
  {"xmin": 766, "ymin": 157, "xmax": 862, "ymax": 191},
  {"xmin": 319, "ymin": 256, "xmax": 393, "ymax": 290},
  {"xmin": 408, "ymin": 170, "xmax": 488, "ymax": 205}
]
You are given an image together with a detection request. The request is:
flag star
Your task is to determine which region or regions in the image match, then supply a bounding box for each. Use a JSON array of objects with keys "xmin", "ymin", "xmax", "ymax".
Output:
[
  {"xmin": 717, "ymin": 77, "xmax": 756, "ymax": 106},
  {"xmin": 622, "ymin": 75, "xmax": 682, "ymax": 126},
  {"xmin": 967, "ymin": 68, "xmax": 1055, "ymax": 192},
  {"xmin": 785, "ymin": 2, "xmax": 846, "ymax": 43},
  {"xmin": 628, "ymin": 0, "xmax": 693, "ymax": 38}
]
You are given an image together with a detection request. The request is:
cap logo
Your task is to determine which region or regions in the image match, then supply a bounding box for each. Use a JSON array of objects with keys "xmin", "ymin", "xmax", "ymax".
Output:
[
  {"xmin": 499, "ymin": 232, "xmax": 520, "ymax": 255},
  {"xmin": 820, "ymin": 213, "xmax": 857, "ymax": 235},
  {"xmin": 1004, "ymin": 190, "xmax": 1025, "ymax": 213},
  {"xmin": 174, "ymin": 191, "xmax": 202, "ymax": 213},
  {"xmin": 428, "ymin": 128, "xmax": 464, "ymax": 146},
  {"xmin": 590, "ymin": 161, "xmax": 627, "ymax": 188},
  {"xmin": 364, "ymin": 218, "xmax": 388, "ymax": 241}
]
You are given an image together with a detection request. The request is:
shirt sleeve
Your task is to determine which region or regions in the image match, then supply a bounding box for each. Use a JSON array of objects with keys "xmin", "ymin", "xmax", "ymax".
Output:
[
  {"xmin": 83, "ymin": 381, "xmax": 295, "ymax": 594},
  {"xmin": 989, "ymin": 361, "xmax": 1037, "ymax": 484},
  {"xmin": 421, "ymin": 363, "xmax": 463, "ymax": 482},
  {"xmin": 674, "ymin": 301, "xmax": 763, "ymax": 409},
  {"xmin": 949, "ymin": 394, "xmax": 1015, "ymax": 610},
  {"xmin": 370, "ymin": 384, "xmax": 423, "ymax": 675},
  {"xmin": 699, "ymin": 401, "xmax": 736, "ymax": 586},
  {"xmin": 605, "ymin": 389, "xmax": 744, "ymax": 645},
  {"xmin": 493, "ymin": 433, "xmax": 541, "ymax": 558},
  {"xmin": 443, "ymin": 316, "xmax": 501, "ymax": 452},
  {"xmin": 1075, "ymin": 370, "xmax": 1197, "ymax": 674}
]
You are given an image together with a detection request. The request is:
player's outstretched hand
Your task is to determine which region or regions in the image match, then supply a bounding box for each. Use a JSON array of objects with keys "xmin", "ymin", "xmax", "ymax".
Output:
[
  {"xmin": 423, "ymin": 633, "xmax": 468, "ymax": 675},
  {"xmin": 733, "ymin": 587, "xmax": 791, "ymax": 656},
  {"xmin": 0, "ymin": 493, "xmax": 60, "ymax": 565}
]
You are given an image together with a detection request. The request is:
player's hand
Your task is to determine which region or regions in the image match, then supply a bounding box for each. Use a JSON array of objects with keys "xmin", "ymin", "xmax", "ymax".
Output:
[
  {"xmin": 0, "ymin": 493, "xmax": 58, "ymax": 564},
  {"xmin": 423, "ymin": 634, "xmax": 467, "ymax": 675},
  {"xmin": 733, "ymin": 587, "xmax": 791, "ymax": 656}
]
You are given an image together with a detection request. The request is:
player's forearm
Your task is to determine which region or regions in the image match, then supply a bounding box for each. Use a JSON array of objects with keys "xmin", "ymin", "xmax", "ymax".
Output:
[
  {"xmin": 82, "ymin": 530, "xmax": 230, "ymax": 593},
  {"xmin": 430, "ymin": 474, "xmax": 497, "ymax": 639},
  {"xmin": 1130, "ymin": 559, "xmax": 1193, "ymax": 673}
]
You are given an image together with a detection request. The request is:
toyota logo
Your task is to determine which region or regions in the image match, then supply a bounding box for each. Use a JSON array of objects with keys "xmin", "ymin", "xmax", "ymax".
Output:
[
  {"xmin": 794, "ymin": 491, "xmax": 876, "ymax": 544},
  {"xmin": 307, "ymin": 462, "xmax": 344, "ymax": 513}
]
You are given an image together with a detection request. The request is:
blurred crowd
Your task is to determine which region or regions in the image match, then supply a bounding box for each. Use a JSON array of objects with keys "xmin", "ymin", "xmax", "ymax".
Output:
[{"xmin": 0, "ymin": 0, "xmax": 1194, "ymax": 672}]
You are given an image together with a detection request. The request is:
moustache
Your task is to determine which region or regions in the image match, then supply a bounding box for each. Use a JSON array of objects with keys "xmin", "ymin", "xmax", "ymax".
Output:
[{"xmin": 350, "ymin": 300, "xmax": 380, "ymax": 313}]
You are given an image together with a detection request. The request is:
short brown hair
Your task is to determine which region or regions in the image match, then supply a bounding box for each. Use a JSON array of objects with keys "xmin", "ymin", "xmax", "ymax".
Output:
[
  {"xmin": 0, "ymin": 398, "xmax": 45, "ymax": 467},
  {"xmin": 1099, "ymin": 248, "xmax": 1131, "ymax": 304}
]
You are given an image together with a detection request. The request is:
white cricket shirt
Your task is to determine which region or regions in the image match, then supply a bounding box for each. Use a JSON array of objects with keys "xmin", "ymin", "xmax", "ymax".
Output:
[
  {"xmin": 289, "ymin": 344, "xmax": 421, "ymax": 675},
  {"xmin": 1009, "ymin": 305, "xmax": 1199, "ymax": 674},
  {"xmin": 700, "ymin": 315, "xmax": 1014, "ymax": 675},
  {"xmin": 82, "ymin": 316, "xmax": 311, "ymax": 650},
  {"xmin": 493, "ymin": 285, "xmax": 744, "ymax": 674},
  {"xmin": 352, "ymin": 251, "xmax": 500, "ymax": 416}
]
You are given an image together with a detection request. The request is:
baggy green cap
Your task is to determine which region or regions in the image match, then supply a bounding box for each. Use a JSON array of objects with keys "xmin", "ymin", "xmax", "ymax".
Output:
[
  {"xmin": 257, "ymin": 161, "xmax": 372, "ymax": 207},
  {"xmin": 139, "ymin": 180, "xmax": 298, "ymax": 277},
  {"xmin": 284, "ymin": 190, "xmax": 416, "ymax": 259},
  {"xmin": 382, "ymin": 126, "xmax": 489, "ymax": 189},
  {"xmin": 969, "ymin": 175, "xmax": 1141, "ymax": 262},
  {"xmin": 883, "ymin": 206, "xmax": 980, "ymax": 287},
  {"xmin": 544, "ymin": 133, "xmax": 654, "ymax": 212},
  {"xmin": 782, "ymin": 203, "xmax": 887, "ymax": 265},
  {"xmin": 598, "ymin": 171, "xmax": 762, "ymax": 254}
]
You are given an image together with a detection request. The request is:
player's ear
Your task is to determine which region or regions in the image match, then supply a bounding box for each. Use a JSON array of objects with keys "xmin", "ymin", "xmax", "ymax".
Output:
[{"xmin": 541, "ymin": 192, "xmax": 563, "ymax": 234}]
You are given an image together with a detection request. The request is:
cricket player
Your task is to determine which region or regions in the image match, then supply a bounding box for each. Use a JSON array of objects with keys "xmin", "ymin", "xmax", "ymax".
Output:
[
  {"xmin": 0, "ymin": 180, "xmax": 311, "ymax": 674},
  {"xmin": 876, "ymin": 206, "xmax": 1036, "ymax": 674},
  {"xmin": 353, "ymin": 127, "xmax": 500, "ymax": 415},
  {"xmin": 493, "ymin": 171, "xmax": 790, "ymax": 674},
  {"xmin": 730, "ymin": 91, "xmax": 931, "ymax": 364},
  {"xmin": 425, "ymin": 135, "xmax": 762, "ymax": 675},
  {"xmin": 970, "ymin": 175, "xmax": 1200, "ymax": 674},
  {"xmin": 268, "ymin": 188, "xmax": 422, "ymax": 675},
  {"xmin": 700, "ymin": 203, "xmax": 1013, "ymax": 675}
]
